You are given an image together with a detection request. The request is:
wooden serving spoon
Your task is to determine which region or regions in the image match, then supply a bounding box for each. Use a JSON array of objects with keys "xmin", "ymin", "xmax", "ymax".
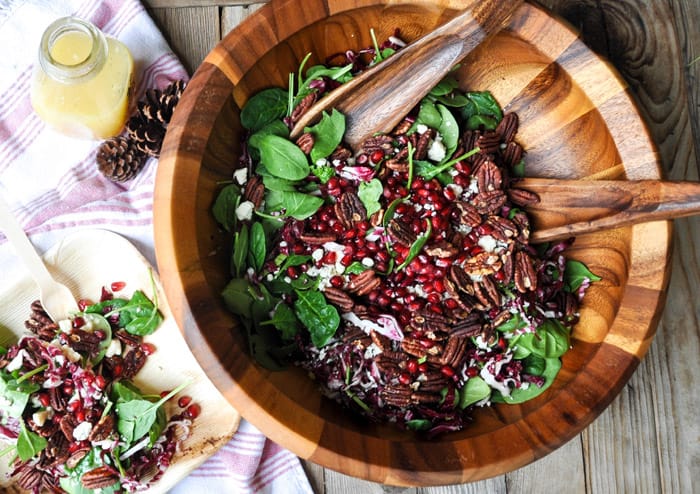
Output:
[
  {"xmin": 519, "ymin": 178, "xmax": 700, "ymax": 242},
  {"xmin": 0, "ymin": 197, "xmax": 78, "ymax": 321},
  {"xmin": 290, "ymin": 0, "xmax": 524, "ymax": 147}
]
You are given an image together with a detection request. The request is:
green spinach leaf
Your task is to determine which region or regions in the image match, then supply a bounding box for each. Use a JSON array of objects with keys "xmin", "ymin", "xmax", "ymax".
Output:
[
  {"xmin": 306, "ymin": 109, "xmax": 346, "ymax": 163},
  {"xmin": 258, "ymin": 134, "xmax": 310, "ymax": 181},
  {"xmin": 240, "ymin": 88, "xmax": 288, "ymax": 131},
  {"xmin": 564, "ymin": 259, "xmax": 602, "ymax": 292},
  {"xmin": 212, "ymin": 184, "xmax": 241, "ymax": 232},
  {"xmin": 436, "ymin": 104, "xmax": 459, "ymax": 162},
  {"xmin": 247, "ymin": 221, "xmax": 267, "ymax": 272},
  {"xmin": 16, "ymin": 422, "xmax": 47, "ymax": 461},
  {"xmin": 262, "ymin": 303, "xmax": 300, "ymax": 340},
  {"xmin": 232, "ymin": 224, "xmax": 249, "ymax": 278},
  {"xmin": 491, "ymin": 357, "xmax": 562, "ymax": 404},
  {"xmin": 516, "ymin": 319, "xmax": 570, "ymax": 359},
  {"xmin": 459, "ymin": 376, "xmax": 491, "ymax": 409},
  {"xmin": 357, "ymin": 178, "xmax": 383, "ymax": 217},
  {"xmin": 293, "ymin": 290, "xmax": 340, "ymax": 347}
]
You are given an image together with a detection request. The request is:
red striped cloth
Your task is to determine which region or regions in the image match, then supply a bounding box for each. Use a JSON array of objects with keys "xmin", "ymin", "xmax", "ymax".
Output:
[{"xmin": 0, "ymin": 1, "xmax": 313, "ymax": 492}]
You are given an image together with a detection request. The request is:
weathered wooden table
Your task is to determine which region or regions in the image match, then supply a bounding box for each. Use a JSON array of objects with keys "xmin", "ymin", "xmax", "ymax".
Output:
[{"xmin": 143, "ymin": 1, "xmax": 700, "ymax": 492}]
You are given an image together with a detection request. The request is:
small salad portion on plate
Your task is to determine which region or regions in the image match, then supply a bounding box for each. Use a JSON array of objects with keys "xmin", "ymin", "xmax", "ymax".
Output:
[{"xmin": 0, "ymin": 230, "xmax": 239, "ymax": 493}]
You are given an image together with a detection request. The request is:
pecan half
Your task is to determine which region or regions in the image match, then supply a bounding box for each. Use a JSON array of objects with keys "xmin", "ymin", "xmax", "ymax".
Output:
[
  {"xmin": 384, "ymin": 158, "xmax": 408, "ymax": 172},
  {"xmin": 514, "ymin": 251, "xmax": 538, "ymax": 293},
  {"xmin": 67, "ymin": 328, "xmax": 102, "ymax": 355},
  {"xmin": 88, "ymin": 414, "xmax": 115, "ymax": 443},
  {"xmin": 401, "ymin": 338, "xmax": 428, "ymax": 358},
  {"xmin": 370, "ymin": 330, "xmax": 392, "ymax": 352},
  {"xmin": 298, "ymin": 232, "xmax": 337, "ymax": 244},
  {"xmin": 450, "ymin": 312, "xmax": 484, "ymax": 338},
  {"xmin": 411, "ymin": 391, "xmax": 443, "ymax": 404},
  {"xmin": 414, "ymin": 128, "xmax": 435, "ymax": 160},
  {"xmin": 335, "ymin": 191, "xmax": 367, "ymax": 229},
  {"xmin": 49, "ymin": 386, "xmax": 67, "ymax": 412},
  {"xmin": 323, "ymin": 287, "xmax": 354, "ymax": 312},
  {"xmin": 393, "ymin": 117, "xmax": 414, "ymax": 135},
  {"xmin": 411, "ymin": 310, "xmax": 451, "ymax": 333},
  {"xmin": 330, "ymin": 145, "xmax": 352, "ymax": 162},
  {"xmin": 472, "ymin": 276, "xmax": 501, "ymax": 308},
  {"xmin": 66, "ymin": 446, "xmax": 91, "ymax": 469},
  {"xmin": 424, "ymin": 241, "xmax": 458, "ymax": 258},
  {"xmin": 441, "ymin": 336, "xmax": 469, "ymax": 367},
  {"xmin": 380, "ymin": 385, "xmax": 412, "ymax": 407},
  {"xmin": 462, "ymin": 251, "xmax": 502, "ymax": 278},
  {"xmin": 461, "ymin": 130, "xmax": 481, "ymax": 158},
  {"xmin": 81, "ymin": 466, "xmax": 120, "ymax": 490},
  {"xmin": 476, "ymin": 130, "xmax": 501, "ymax": 155},
  {"xmin": 496, "ymin": 112, "xmax": 519, "ymax": 143},
  {"xmin": 121, "ymin": 345, "xmax": 147, "ymax": 380},
  {"xmin": 453, "ymin": 201, "xmax": 482, "ymax": 229},
  {"xmin": 347, "ymin": 269, "xmax": 380, "ymax": 296},
  {"xmin": 472, "ymin": 190, "xmax": 507, "ymax": 215},
  {"xmin": 475, "ymin": 160, "xmax": 503, "ymax": 192},
  {"xmin": 503, "ymin": 141, "xmax": 524, "ymax": 168},
  {"xmin": 387, "ymin": 218, "xmax": 417, "ymax": 245},
  {"xmin": 289, "ymin": 92, "xmax": 317, "ymax": 124},
  {"xmin": 361, "ymin": 135, "xmax": 394, "ymax": 154},
  {"xmin": 295, "ymin": 132, "xmax": 315, "ymax": 154},
  {"xmin": 243, "ymin": 174, "xmax": 265, "ymax": 209},
  {"xmin": 15, "ymin": 464, "xmax": 43, "ymax": 490},
  {"xmin": 59, "ymin": 414, "xmax": 77, "ymax": 441},
  {"xmin": 449, "ymin": 265, "xmax": 475, "ymax": 295},
  {"xmin": 484, "ymin": 215, "xmax": 517, "ymax": 242},
  {"xmin": 507, "ymin": 187, "xmax": 540, "ymax": 207}
]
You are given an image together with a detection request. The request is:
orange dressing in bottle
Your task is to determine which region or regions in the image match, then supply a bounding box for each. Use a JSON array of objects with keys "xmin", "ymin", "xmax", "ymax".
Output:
[{"xmin": 30, "ymin": 17, "xmax": 133, "ymax": 139}]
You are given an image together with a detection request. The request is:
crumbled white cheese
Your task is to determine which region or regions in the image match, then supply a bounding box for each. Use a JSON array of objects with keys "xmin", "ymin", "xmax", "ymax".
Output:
[
  {"xmin": 427, "ymin": 135, "xmax": 446, "ymax": 162},
  {"xmin": 58, "ymin": 319, "xmax": 72, "ymax": 333},
  {"xmin": 315, "ymin": 158, "xmax": 328, "ymax": 167},
  {"xmin": 235, "ymin": 200, "xmax": 255, "ymax": 221},
  {"xmin": 105, "ymin": 338, "xmax": 122, "ymax": 358},
  {"xmin": 72, "ymin": 421, "xmax": 93, "ymax": 441},
  {"xmin": 478, "ymin": 234, "xmax": 497, "ymax": 253},
  {"xmin": 311, "ymin": 248, "xmax": 324, "ymax": 262},
  {"xmin": 363, "ymin": 343, "xmax": 383, "ymax": 359},
  {"xmin": 233, "ymin": 168, "xmax": 248, "ymax": 185},
  {"xmin": 6, "ymin": 349, "xmax": 27, "ymax": 372},
  {"xmin": 416, "ymin": 123, "xmax": 429, "ymax": 134},
  {"xmin": 61, "ymin": 344, "xmax": 82, "ymax": 363},
  {"xmin": 468, "ymin": 177, "xmax": 480, "ymax": 194},
  {"xmin": 361, "ymin": 257, "xmax": 375, "ymax": 267},
  {"xmin": 446, "ymin": 183, "xmax": 463, "ymax": 197}
]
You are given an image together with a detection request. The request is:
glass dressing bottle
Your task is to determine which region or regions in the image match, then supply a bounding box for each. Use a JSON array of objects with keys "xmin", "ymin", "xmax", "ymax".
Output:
[{"xmin": 30, "ymin": 16, "xmax": 134, "ymax": 139}]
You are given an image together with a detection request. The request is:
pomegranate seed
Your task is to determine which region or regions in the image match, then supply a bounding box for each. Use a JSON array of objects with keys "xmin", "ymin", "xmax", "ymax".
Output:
[
  {"xmin": 390, "ymin": 301, "xmax": 403, "ymax": 312},
  {"xmin": 419, "ymin": 339, "xmax": 434, "ymax": 349},
  {"xmin": 178, "ymin": 396, "xmax": 192, "ymax": 408},
  {"xmin": 443, "ymin": 187, "xmax": 457, "ymax": 201},
  {"xmin": 62, "ymin": 383, "xmax": 74, "ymax": 396},
  {"xmin": 343, "ymin": 230, "xmax": 356, "ymax": 240},
  {"xmin": 370, "ymin": 150, "xmax": 384, "ymax": 163},
  {"xmin": 113, "ymin": 364, "xmax": 123, "ymax": 377},
  {"xmin": 100, "ymin": 286, "xmax": 113, "ymax": 302},
  {"xmin": 469, "ymin": 246, "xmax": 484, "ymax": 256},
  {"xmin": 94, "ymin": 330, "xmax": 106, "ymax": 340},
  {"xmin": 94, "ymin": 375, "xmax": 106, "ymax": 389},
  {"xmin": 38, "ymin": 393, "xmax": 50, "ymax": 407},
  {"xmin": 418, "ymin": 362, "xmax": 429, "ymax": 373},
  {"xmin": 497, "ymin": 337, "xmax": 507, "ymax": 350},
  {"xmin": 329, "ymin": 275, "xmax": 344, "ymax": 288},
  {"xmin": 185, "ymin": 403, "xmax": 201, "ymax": 419},
  {"xmin": 407, "ymin": 360, "xmax": 418, "ymax": 374},
  {"xmin": 441, "ymin": 365, "xmax": 456, "ymax": 378},
  {"xmin": 321, "ymin": 251, "xmax": 337, "ymax": 264},
  {"xmin": 75, "ymin": 410, "xmax": 85, "ymax": 422},
  {"xmin": 141, "ymin": 342, "xmax": 156, "ymax": 355},
  {"xmin": 355, "ymin": 153, "xmax": 369, "ymax": 165},
  {"xmin": 377, "ymin": 294, "xmax": 391, "ymax": 307},
  {"xmin": 444, "ymin": 298, "xmax": 459, "ymax": 310},
  {"xmin": 332, "ymin": 222, "xmax": 344, "ymax": 234},
  {"xmin": 340, "ymin": 254, "xmax": 354, "ymax": 266},
  {"xmin": 77, "ymin": 299, "xmax": 92, "ymax": 311},
  {"xmin": 160, "ymin": 390, "xmax": 172, "ymax": 398},
  {"xmin": 454, "ymin": 174, "xmax": 471, "ymax": 187},
  {"xmin": 67, "ymin": 400, "xmax": 81, "ymax": 412},
  {"xmin": 427, "ymin": 293, "xmax": 442, "ymax": 305},
  {"xmin": 72, "ymin": 316, "xmax": 85, "ymax": 329},
  {"xmin": 467, "ymin": 367, "xmax": 479, "ymax": 378},
  {"xmin": 110, "ymin": 281, "xmax": 126, "ymax": 292},
  {"xmin": 398, "ymin": 373, "xmax": 411, "ymax": 385},
  {"xmin": 69, "ymin": 442, "xmax": 81, "ymax": 453},
  {"xmin": 286, "ymin": 266, "xmax": 299, "ymax": 279},
  {"xmin": 433, "ymin": 279, "xmax": 446, "ymax": 293}
]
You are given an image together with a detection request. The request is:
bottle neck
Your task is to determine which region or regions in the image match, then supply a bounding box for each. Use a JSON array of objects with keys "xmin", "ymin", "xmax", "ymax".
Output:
[{"xmin": 38, "ymin": 16, "xmax": 107, "ymax": 84}]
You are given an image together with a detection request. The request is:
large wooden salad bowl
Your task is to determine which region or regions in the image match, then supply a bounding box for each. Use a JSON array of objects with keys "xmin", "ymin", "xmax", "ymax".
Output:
[{"xmin": 153, "ymin": 0, "xmax": 669, "ymax": 485}]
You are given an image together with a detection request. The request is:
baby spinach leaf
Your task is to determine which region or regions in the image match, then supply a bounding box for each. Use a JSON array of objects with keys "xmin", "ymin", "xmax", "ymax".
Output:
[
  {"xmin": 278, "ymin": 190, "xmax": 324, "ymax": 220},
  {"xmin": 293, "ymin": 289, "xmax": 340, "ymax": 347},
  {"xmin": 522, "ymin": 354, "xmax": 547, "ymax": 376},
  {"xmin": 261, "ymin": 303, "xmax": 300, "ymax": 340},
  {"xmin": 437, "ymin": 104, "xmax": 459, "ymax": 162},
  {"xmin": 275, "ymin": 254, "xmax": 312, "ymax": 274},
  {"xmin": 435, "ymin": 91, "xmax": 470, "ymax": 108},
  {"xmin": 248, "ymin": 120, "xmax": 290, "ymax": 150},
  {"xmin": 306, "ymin": 109, "xmax": 346, "ymax": 163},
  {"xmin": 496, "ymin": 313, "xmax": 526, "ymax": 333},
  {"xmin": 344, "ymin": 261, "xmax": 369, "ymax": 275},
  {"xmin": 247, "ymin": 221, "xmax": 267, "ymax": 272},
  {"xmin": 429, "ymin": 75, "xmax": 459, "ymax": 96},
  {"xmin": 118, "ymin": 290, "xmax": 163, "ymax": 336},
  {"xmin": 491, "ymin": 357, "xmax": 562, "ymax": 404},
  {"xmin": 17, "ymin": 422, "xmax": 47, "ymax": 461},
  {"xmin": 406, "ymin": 419, "xmax": 432, "ymax": 431},
  {"xmin": 0, "ymin": 375, "xmax": 33, "ymax": 419},
  {"xmin": 232, "ymin": 224, "xmax": 249, "ymax": 278},
  {"xmin": 357, "ymin": 178, "xmax": 383, "ymax": 217},
  {"xmin": 517, "ymin": 319, "xmax": 570, "ymax": 359},
  {"xmin": 222, "ymin": 278, "xmax": 255, "ymax": 319},
  {"xmin": 240, "ymin": 87, "xmax": 288, "ymax": 131},
  {"xmin": 416, "ymin": 99, "xmax": 443, "ymax": 129},
  {"xmin": 212, "ymin": 184, "xmax": 241, "ymax": 232},
  {"xmin": 564, "ymin": 259, "xmax": 602, "ymax": 292},
  {"xmin": 258, "ymin": 134, "xmax": 310, "ymax": 181},
  {"xmin": 459, "ymin": 376, "xmax": 491, "ymax": 409},
  {"xmin": 312, "ymin": 164, "xmax": 335, "ymax": 184}
]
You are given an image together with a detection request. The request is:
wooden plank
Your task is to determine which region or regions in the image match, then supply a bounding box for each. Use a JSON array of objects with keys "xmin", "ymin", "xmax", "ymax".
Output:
[
  {"xmin": 146, "ymin": 6, "xmax": 220, "ymax": 74},
  {"xmin": 505, "ymin": 437, "xmax": 585, "ymax": 493},
  {"xmin": 221, "ymin": 3, "xmax": 265, "ymax": 36}
]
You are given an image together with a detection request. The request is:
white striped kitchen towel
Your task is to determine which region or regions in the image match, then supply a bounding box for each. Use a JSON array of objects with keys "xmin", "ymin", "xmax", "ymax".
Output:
[{"xmin": 0, "ymin": 0, "xmax": 314, "ymax": 492}]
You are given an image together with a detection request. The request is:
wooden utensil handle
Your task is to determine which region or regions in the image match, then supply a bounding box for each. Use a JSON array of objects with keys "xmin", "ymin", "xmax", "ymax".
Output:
[
  {"xmin": 290, "ymin": 0, "xmax": 524, "ymax": 146},
  {"xmin": 521, "ymin": 178, "xmax": 700, "ymax": 242}
]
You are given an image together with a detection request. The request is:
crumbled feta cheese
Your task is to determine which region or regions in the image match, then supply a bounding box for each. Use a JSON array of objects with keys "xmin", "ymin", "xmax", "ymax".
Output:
[
  {"xmin": 235, "ymin": 200, "xmax": 255, "ymax": 221},
  {"xmin": 416, "ymin": 123, "xmax": 429, "ymax": 134},
  {"xmin": 427, "ymin": 135, "xmax": 446, "ymax": 162},
  {"xmin": 446, "ymin": 183, "xmax": 463, "ymax": 197},
  {"xmin": 311, "ymin": 248, "xmax": 324, "ymax": 262},
  {"xmin": 361, "ymin": 257, "xmax": 375, "ymax": 267},
  {"xmin": 316, "ymin": 158, "xmax": 328, "ymax": 167},
  {"xmin": 72, "ymin": 422, "xmax": 93, "ymax": 441},
  {"xmin": 58, "ymin": 319, "xmax": 72, "ymax": 333},
  {"xmin": 6, "ymin": 349, "xmax": 27, "ymax": 372},
  {"xmin": 233, "ymin": 168, "xmax": 248, "ymax": 185},
  {"xmin": 468, "ymin": 177, "xmax": 480, "ymax": 194},
  {"xmin": 105, "ymin": 338, "xmax": 122, "ymax": 358},
  {"xmin": 364, "ymin": 343, "xmax": 383, "ymax": 359},
  {"xmin": 61, "ymin": 345, "xmax": 82, "ymax": 363},
  {"xmin": 478, "ymin": 234, "xmax": 497, "ymax": 253}
]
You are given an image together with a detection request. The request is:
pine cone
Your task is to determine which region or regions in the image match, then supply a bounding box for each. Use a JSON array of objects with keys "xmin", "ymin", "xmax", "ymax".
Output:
[
  {"xmin": 126, "ymin": 79, "xmax": 187, "ymax": 157},
  {"xmin": 96, "ymin": 136, "xmax": 147, "ymax": 182}
]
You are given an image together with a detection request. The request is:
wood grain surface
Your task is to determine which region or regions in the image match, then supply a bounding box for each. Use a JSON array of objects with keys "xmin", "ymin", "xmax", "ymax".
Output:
[{"xmin": 145, "ymin": 0, "xmax": 699, "ymax": 492}]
